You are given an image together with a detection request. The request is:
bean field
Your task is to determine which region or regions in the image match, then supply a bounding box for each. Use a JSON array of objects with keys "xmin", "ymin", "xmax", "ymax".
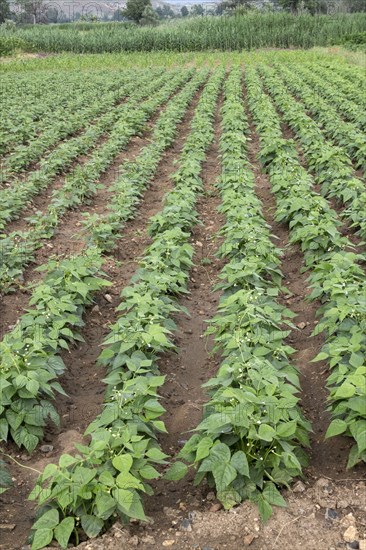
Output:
[{"xmin": 0, "ymin": 55, "xmax": 365, "ymax": 550}]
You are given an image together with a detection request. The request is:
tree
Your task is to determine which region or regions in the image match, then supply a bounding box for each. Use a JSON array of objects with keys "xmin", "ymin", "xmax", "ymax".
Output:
[
  {"xmin": 0, "ymin": 0, "xmax": 10, "ymax": 22},
  {"xmin": 181, "ymin": 5, "xmax": 189, "ymax": 16},
  {"xmin": 123, "ymin": 0, "xmax": 152, "ymax": 23},
  {"xmin": 15, "ymin": 0, "xmax": 47, "ymax": 23},
  {"xmin": 140, "ymin": 4, "xmax": 159, "ymax": 24},
  {"xmin": 278, "ymin": 0, "xmax": 333, "ymax": 14},
  {"xmin": 112, "ymin": 8, "xmax": 124, "ymax": 20},
  {"xmin": 191, "ymin": 3, "xmax": 204, "ymax": 15},
  {"xmin": 217, "ymin": 0, "xmax": 254, "ymax": 13},
  {"xmin": 277, "ymin": 0, "xmax": 300, "ymax": 11}
]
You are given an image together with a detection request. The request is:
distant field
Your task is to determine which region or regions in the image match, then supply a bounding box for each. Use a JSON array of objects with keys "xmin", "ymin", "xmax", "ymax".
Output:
[{"xmin": 1, "ymin": 12, "xmax": 366, "ymax": 54}]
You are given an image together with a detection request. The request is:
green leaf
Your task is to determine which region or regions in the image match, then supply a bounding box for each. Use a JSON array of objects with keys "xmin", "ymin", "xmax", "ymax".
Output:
[
  {"xmin": 347, "ymin": 444, "xmax": 361, "ymax": 469},
  {"xmin": 230, "ymin": 451, "xmax": 249, "ymax": 477},
  {"xmin": 325, "ymin": 419, "xmax": 348, "ymax": 439},
  {"xmin": 212, "ymin": 461, "xmax": 237, "ymax": 493},
  {"xmin": 349, "ymin": 353, "xmax": 364, "ymax": 368},
  {"xmin": 210, "ymin": 442, "xmax": 231, "ymax": 463},
  {"xmin": 54, "ymin": 517, "xmax": 74, "ymax": 549},
  {"xmin": 0, "ymin": 418, "xmax": 9, "ymax": 441},
  {"xmin": 59, "ymin": 454, "xmax": 78, "ymax": 468},
  {"xmin": 277, "ymin": 421, "xmax": 297, "ymax": 438},
  {"xmin": 195, "ymin": 436, "xmax": 213, "ymax": 461},
  {"xmin": 112, "ymin": 454, "xmax": 133, "ymax": 473},
  {"xmin": 311, "ymin": 352, "xmax": 328, "ymax": 362},
  {"xmin": 41, "ymin": 463, "xmax": 58, "ymax": 481},
  {"xmin": 139, "ymin": 464, "xmax": 160, "ymax": 480},
  {"xmin": 258, "ymin": 423, "xmax": 276, "ymax": 442},
  {"xmin": 263, "ymin": 483, "xmax": 287, "ymax": 507},
  {"xmin": 258, "ymin": 496, "xmax": 273, "ymax": 522},
  {"xmin": 31, "ymin": 528, "xmax": 54, "ymax": 550},
  {"xmin": 217, "ymin": 488, "xmax": 241, "ymax": 510},
  {"xmin": 80, "ymin": 515, "xmax": 104, "ymax": 538},
  {"xmin": 116, "ymin": 471, "xmax": 143, "ymax": 490},
  {"xmin": 114, "ymin": 488, "xmax": 146, "ymax": 520},
  {"xmin": 164, "ymin": 461, "xmax": 188, "ymax": 481},
  {"xmin": 32, "ymin": 509, "xmax": 59, "ymax": 530},
  {"xmin": 95, "ymin": 493, "xmax": 116, "ymax": 520},
  {"xmin": 99, "ymin": 470, "xmax": 115, "ymax": 486},
  {"xmin": 334, "ymin": 382, "xmax": 356, "ymax": 399}
]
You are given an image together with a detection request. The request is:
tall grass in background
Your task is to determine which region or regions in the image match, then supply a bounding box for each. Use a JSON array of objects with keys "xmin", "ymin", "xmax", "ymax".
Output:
[{"xmin": 1, "ymin": 12, "xmax": 366, "ymax": 54}]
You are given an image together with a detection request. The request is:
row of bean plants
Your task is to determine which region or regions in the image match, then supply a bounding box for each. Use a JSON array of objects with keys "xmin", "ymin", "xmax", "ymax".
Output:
[
  {"xmin": 0, "ymin": 70, "xmax": 191, "ymax": 293},
  {"xmin": 27, "ymin": 68, "xmax": 224, "ymax": 550},
  {"xmin": 177, "ymin": 67, "xmax": 310, "ymax": 521},
  {"xmin": 273, "ymin": 64, "xmax": 366, "ymax": 173},
  {"xmin": 0, "ymin": 68, "xmax": 164, "ymax": 231},
  {"xmin": 246, "ymin": 67, "xmax": 366, "ymax": 470},
  {"xmin": 258, "ymin": 65, "xmax": 366, "ymax": 240}
]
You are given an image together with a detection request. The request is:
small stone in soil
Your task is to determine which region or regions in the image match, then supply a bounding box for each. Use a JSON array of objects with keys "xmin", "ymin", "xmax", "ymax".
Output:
[
  {"xmin": 162, "ymin": 540, "xmax": 175, "ymax": 547},
  {"xmin": 325, "ymin": 508, "xmax": 338, "ymax": 521},
  {"xmin": 40, "ymin": 444, "xmax": 53, "ymax": 453},
  {"xmin": 104, "ymin": 293, "xmax": 113, "ymax": 303},
  {"xmin": 344, "ymin": 526, "xmax": 359, "ymax": 543},
  {"xmin": 209, "ymin": 502, "xmax": 222, "ymax": 512},
  {"xmin": 297, "ymin": 322, "xmax": 307, "ymax": 330},
  {"xmin": 206, "ymin": 491, "xmax": 215, "ymax": 501},
  {"xmin": 243, "ymin": 534, "xmax": 256, "ymax": 546},
  {"xmin": 180, "ymin": 518, "xmax": 192, "ymax": 532},
  {"xmin": 347, "ymin": 543, "xmax": 360, "ymax": 550},
  {"xmin": 293, "ymin": 481, "xmax": 306, "ymax": 493}
]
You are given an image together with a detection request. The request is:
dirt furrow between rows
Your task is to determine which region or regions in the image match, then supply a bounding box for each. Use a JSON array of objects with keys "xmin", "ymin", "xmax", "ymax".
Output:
[{"xmin": 0, "ymin": 88, "xmax": 204, "ymax": 550}]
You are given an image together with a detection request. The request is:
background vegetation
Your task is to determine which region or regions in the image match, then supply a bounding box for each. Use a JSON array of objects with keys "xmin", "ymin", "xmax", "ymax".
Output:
[{"xmin": 1, "ymin": 12, "xmax": 366, "ymax": 54}]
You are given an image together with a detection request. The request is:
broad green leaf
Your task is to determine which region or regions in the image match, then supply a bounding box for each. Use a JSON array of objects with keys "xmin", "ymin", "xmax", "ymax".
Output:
[
  {"xmin": 258, "ymin": 496, "xmax": 273, "ymax": 522},
  {"xmin": 112, "ymin": 454, "xmax": 133, "ymax": 473},
  {"xmin": 230, "ymin": 451, "xmax": 249, "ymax": 477},
  {"xmin": 163, "ymin": 461, "xmax": 188, "ymax": 481},
  {"xmin": 80, "ymin": 515, "xmax": 104, "ymax": 538},
  {"xmin": 32, "ymin": 509, "xmax": 59, "ymax": 530},
  {"xmin": 195, "ymin": 436, "xmax": 213, "ymax": 461},
  {"xmin": 263, "ymin": 483, "xmax": 287, "ymax": 507},
  {"xmin": 325, "ymin": 419, "xmax": 348, "ymax": 439},
  {"xmin": 54, "ymin": 517, "xmax": 74, "ymax": 549},
  {"xmin": 59, "ymin": 454, "xmax": 78, "ymax": 468},
  {"xmin": 95, "ymin": 493, "xmax": 116, "ymax": 519},
  {"xmin": 212, "ymin": 461, "xmax": 237, "ymax": 493},
  {"xmin": 31, "ymin": 528, "xmax": 53, "ymax": 550},
  {"xmin": 334, "ymin": 382, "xmax": 355, "ymax": 399},
  {"xmin": 116, "ymin": 471, "xmax": 143, "ymax": 490},
  {"xmin": 139, "ymin": 464, "xmax": 160, "ymax": 480},
  {"xmin": 258, "ymin": 423, "xmax": 276, "ymax": 442},
  {"xmin": 0, "ymin": 418, "xmax": 8, "ymax": 441}
]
